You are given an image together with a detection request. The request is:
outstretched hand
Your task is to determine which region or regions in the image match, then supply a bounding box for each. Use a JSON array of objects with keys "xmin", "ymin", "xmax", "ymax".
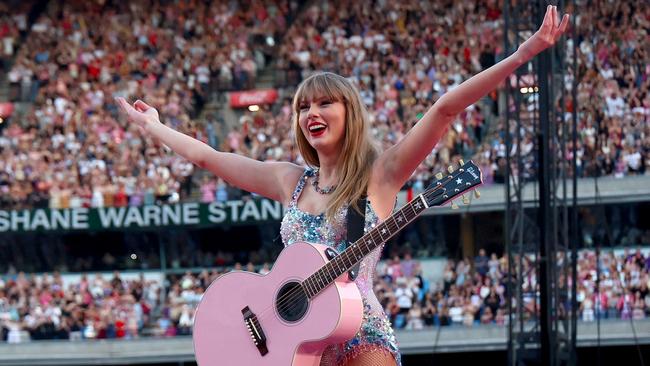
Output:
[
  {"xmin": 517, "ymin": 5, "xmax": 570, "ymax": 61},
  {"xmin": 116, "ymin": 97, "xmax": 160, "ymax": 133}
]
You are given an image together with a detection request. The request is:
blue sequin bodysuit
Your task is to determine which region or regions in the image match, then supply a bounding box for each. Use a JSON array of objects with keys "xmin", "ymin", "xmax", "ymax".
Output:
[{"xmin": 280, "ymin": 168, "xmax": 401, "ymax": 366}]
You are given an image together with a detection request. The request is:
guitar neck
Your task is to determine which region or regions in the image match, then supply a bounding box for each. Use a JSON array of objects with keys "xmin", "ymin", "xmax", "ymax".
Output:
[
  {"xmin": 300, "ymin": 159, "xmax": 483, "ymax": 298},
  {"xmin": 302, "ymin": 191, "xmax": 441, "ymax": 298}
]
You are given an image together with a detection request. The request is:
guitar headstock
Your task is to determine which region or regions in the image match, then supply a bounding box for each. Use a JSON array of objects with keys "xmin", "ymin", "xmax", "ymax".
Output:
[{"xmin": 423, "ymin": 160, "xmax": 483, "ymax": 208}]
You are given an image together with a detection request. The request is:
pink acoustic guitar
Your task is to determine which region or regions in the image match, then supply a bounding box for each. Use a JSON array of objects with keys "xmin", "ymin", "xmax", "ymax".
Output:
[{"xmin": 193, "ymin": 160, "xmax": 483, "ymax": 365}]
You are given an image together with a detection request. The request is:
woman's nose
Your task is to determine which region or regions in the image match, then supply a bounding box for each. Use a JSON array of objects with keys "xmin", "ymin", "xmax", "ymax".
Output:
[{"xmin": 307, "ymin": 104, "xmax": 320, "ymax": 117}]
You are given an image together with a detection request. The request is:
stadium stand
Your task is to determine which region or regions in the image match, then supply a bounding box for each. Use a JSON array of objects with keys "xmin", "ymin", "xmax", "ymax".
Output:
[
  {"xmin": 2, "ymin": 247, "xmax": 648, "ymax": 341},
  {"xmin": 0, "ymin": 0, "xmax": 647, "ymax": 209}
]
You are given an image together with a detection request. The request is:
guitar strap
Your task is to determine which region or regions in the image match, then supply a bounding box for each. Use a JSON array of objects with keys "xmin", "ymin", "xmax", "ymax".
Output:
[{"xmin": 345, "ymin": 196, "xmax": 366, "ymax": 281}]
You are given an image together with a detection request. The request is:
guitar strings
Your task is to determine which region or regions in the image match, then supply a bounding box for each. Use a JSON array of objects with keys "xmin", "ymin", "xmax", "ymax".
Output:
[
  {"xmin": 255, "ymin": 203, "xmax": 414, "ymax": 322},
  {"xmin": 266, "ymin": 172, "xmax": 477, "ymax": 322},
  {"xmin": 271, "ymin": 241, "xmax": 379, "ymax": 319},
  {"xmin": 254, "ymin": 231, "xmax": 378, "ymax": 322},
  {"xmin": 257, "ymin": 208, "xmax": 410, "ymax": 322},
  {"xmin": 252, "ymin": 184, "xmax": 447, "ymax": 322}
]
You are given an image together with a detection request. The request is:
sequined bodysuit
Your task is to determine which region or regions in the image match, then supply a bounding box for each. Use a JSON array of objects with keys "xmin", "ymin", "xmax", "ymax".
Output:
[{"xmin": 280, "ymin": 168, "xmax": 401, "ymax": 366}]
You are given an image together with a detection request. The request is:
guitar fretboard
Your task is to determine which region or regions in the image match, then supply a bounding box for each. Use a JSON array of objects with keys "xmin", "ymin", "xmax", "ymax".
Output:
[{"xmin": 301, "ymin": 194, "xmax": 432, "ymax": 298}]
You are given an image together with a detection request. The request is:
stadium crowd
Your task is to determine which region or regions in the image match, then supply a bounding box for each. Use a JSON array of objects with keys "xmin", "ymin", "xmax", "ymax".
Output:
[
  {"xmin": 376, "ymin": 247, "xmax": 650, "ymax": 328},
  {"xmin": 0, "ymin": 1, "xmax": 29, "ymax": 74},
  {"xmin": 0, "ymin": 0, "xmax": 296, "ymax": 210},
  {"xmin": 2, "ymin": 247, "xmax": 648, "ymax": 342},
  {"xmin": 0, "ymin": 1, "xmax": 647, "ymax": 210},
  {"xmin": 226, "ymin": 0, "xmax": 504, "ymax": 192},
  {"xmin": 217, "ymin": 0, "xmax": 649, "ymax": 197}
]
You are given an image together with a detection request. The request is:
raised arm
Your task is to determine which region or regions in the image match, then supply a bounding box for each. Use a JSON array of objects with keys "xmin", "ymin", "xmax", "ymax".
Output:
[
  {"xmin": 376, "ymin": 5, "xmax": 569, "ymax": 191},
  {"xmin": 116, "ymin": 97, "xmax": 301, "ymax": 205}
]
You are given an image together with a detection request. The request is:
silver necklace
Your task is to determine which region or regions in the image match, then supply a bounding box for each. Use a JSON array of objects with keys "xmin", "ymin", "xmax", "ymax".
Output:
[{"xmin": 312, "ymin": 169, "xmax": 336, "ymax": 195}]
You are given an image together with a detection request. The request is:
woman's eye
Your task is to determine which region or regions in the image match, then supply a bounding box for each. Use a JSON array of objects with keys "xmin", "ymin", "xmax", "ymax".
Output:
[{"xmin": 321, "ymin": 100, "xmax": 331, "ymax": 106}]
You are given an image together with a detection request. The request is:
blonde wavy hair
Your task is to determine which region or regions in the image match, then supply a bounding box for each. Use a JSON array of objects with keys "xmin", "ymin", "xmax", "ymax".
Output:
[{"xmin": 292, "ymin": 72, "xmax": 379, "ymax": 222}]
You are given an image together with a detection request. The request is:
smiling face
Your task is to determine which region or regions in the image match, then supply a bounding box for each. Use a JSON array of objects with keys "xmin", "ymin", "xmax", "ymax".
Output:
[
  {"xmin": 292, "ymin": 72, "xmax": 374, "ymax": 172},
  {"xmin": 297, "ymin": 96, "xmax": 346, "ymax": 154}
]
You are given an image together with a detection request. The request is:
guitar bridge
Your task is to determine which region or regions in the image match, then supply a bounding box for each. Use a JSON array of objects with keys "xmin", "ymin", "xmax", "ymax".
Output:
[{"xmin": 241, "ymin": 306, "xmax": 268, "ymax": 356}]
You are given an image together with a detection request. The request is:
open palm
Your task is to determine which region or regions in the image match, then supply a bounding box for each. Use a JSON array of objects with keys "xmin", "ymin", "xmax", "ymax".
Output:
[
  {"xmin": 116, "ymin": 97, "xmax": 160, "ymax": 132},
  {"xmin": 518, "ymin": 5, "xmax": 570, "ymax": 60}
]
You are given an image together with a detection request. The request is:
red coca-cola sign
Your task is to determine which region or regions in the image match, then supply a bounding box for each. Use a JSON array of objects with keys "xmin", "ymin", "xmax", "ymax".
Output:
[
  {"xmin": 230, "ymin": 89, "xmax": 278, "ymax": 108},
  {"xmin": 0, "ymin": 103, "xmax": 14, "ymax": 118}
]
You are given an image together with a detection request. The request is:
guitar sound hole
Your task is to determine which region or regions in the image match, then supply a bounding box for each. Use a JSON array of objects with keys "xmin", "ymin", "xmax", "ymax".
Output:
[{"xmin": 276, "ymin": 281, "xmax": 309, "ymax": 323}]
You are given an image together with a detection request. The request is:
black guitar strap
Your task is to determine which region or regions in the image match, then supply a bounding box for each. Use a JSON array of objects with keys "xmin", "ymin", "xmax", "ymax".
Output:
[{"xmin": 345, "ymin": 196, "xmax": 366, "ymax": 281}]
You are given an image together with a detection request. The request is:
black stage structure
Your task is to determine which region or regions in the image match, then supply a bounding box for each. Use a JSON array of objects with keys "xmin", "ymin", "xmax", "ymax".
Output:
[{"xmin": 503, "ymin": 1, "xmax": 579, "ymax": 366}]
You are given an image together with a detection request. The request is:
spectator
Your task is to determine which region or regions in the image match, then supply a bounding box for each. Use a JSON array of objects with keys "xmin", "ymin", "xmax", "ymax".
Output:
[{"xmin": 474, "ymin": 248, "xmax": 489, "ymax": 278}]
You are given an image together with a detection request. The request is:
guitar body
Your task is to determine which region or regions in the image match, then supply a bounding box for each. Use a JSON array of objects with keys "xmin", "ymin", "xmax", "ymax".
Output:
[
  {"xmin": 193, "ymin": 241, "xmax": 364, "ymax": 366},
  {"xmin": 194, "ymin": 160, "xmax": 484, "ymax": 366}
]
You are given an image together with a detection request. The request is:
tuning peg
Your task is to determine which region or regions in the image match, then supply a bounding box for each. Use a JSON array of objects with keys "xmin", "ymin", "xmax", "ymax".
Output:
[
  {"xmin": 447, "ymin": 165, "xmax": 454, "ymax": 173},
  {"xmin": 474, "ymin": 189, "xmax": 481, "ymax": 199},
  {"xmin": 459, "ymin": 159, "xmax": 465, "ymax": 166},
  {"xmin": 435, "ymin": 172, "xmax": 444, "ymax": 180},
  {"xmin": 451, "ymin": 201, "xmax": 459, "ymax": 210},
  {"xmin": 462, "ymin": 194, "xmax": 470, "ymax": 205}
]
